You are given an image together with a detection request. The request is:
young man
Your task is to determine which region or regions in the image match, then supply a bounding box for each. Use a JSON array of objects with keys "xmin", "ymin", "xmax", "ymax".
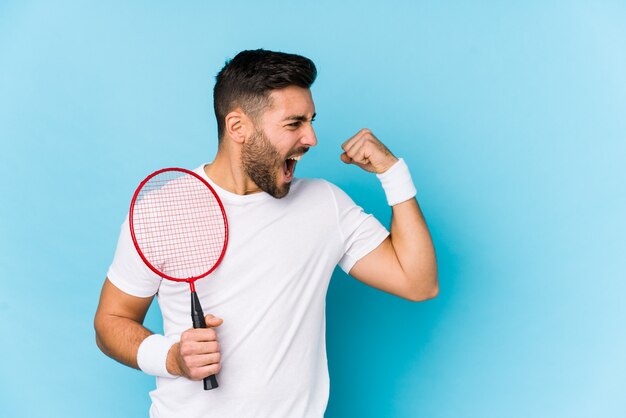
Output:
[{"xmin": 95, "ymin": 49, "xmax": 438, "ymax": 417}]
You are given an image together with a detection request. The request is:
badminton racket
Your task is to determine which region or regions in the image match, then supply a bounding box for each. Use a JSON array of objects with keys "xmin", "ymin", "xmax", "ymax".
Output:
[{"xmin": 129, "ymin": 167, "xmax": 228, "ymax": 390}]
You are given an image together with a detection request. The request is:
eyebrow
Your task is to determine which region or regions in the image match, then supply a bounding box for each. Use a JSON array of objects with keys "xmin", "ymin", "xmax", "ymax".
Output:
[{"xmin": 282, "ymin": 112, "xmax": 317, "ymax": 122}]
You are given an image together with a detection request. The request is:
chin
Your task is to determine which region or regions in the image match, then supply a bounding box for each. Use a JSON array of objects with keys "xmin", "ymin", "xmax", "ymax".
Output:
[{"xmin": 271, "ymin": 183, "xmax": 291, "ymax": 199}]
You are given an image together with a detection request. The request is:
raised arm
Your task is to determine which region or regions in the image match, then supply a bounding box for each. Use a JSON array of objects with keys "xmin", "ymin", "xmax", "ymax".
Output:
[{"xmin": 340, "ymin": 129, "xmax": 438, "ymax": 301}]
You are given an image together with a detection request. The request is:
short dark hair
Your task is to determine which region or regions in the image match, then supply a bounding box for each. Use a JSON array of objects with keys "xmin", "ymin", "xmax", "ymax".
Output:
[{"xmin": 213, "ymin": 49, "xmax": 317, "ymax": 140}]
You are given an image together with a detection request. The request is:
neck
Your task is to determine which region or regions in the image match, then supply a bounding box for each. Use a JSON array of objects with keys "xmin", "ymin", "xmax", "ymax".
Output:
[{"xmin": 204, "ymin": 144, "xmax": 261, "ymax": 195}]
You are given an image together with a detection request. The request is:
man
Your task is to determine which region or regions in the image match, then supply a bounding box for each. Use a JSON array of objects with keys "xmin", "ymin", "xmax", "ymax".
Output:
[{"xmin": 95, "ymin": 49, "xmax": 437, "ymax": 417}]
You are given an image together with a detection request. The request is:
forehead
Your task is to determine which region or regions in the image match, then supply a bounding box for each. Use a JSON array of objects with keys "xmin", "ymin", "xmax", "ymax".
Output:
[{"xmin": 262, "ymin": 86, "xmax": 316, "ymax": 121}]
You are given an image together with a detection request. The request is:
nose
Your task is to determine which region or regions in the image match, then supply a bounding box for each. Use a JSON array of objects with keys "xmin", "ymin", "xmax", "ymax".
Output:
[{"xmin": 301, "ymin": 124, "xmax": 317, "ymax": 147}]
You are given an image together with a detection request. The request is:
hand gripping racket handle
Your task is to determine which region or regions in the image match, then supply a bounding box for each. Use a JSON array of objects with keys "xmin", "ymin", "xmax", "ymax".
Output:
[{"xmin": 191, "ymin": 291, "xmax": 219, "ymax": 390}]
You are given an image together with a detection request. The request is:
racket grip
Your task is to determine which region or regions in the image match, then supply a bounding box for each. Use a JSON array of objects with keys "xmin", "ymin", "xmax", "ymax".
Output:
[{"xmin": 191, "ymin": 291, "xmax": 219, "ymax": 390}]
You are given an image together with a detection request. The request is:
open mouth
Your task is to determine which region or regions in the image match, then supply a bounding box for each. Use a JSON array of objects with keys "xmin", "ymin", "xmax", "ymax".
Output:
[{"xmin": 282, "ymin": 154, "xmax": 302, "ymax": 182}]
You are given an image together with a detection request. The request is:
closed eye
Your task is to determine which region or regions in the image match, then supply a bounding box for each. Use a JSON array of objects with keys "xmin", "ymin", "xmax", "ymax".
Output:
[{"xmin": 283, "ymin": 113, "xmax": 316, "ymax": 129}]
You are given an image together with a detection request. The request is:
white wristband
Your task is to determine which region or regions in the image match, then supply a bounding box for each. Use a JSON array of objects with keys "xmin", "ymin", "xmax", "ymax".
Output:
[
  {"xmin": 376, "ymin": 158, "xmax": 417, "ymax": 206},
  {"xmin": 137, "ymin": 334, "xmax": 178, "ymax": 378}
]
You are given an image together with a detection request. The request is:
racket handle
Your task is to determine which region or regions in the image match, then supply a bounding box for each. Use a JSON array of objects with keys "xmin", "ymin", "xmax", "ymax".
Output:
[
  {"xmin": 191, "ymin": 291, "xmax": 219, "ymax": 390},
  {"xmin": 204, "ymin": 374, "xmax": 219, "ymax": 390}
]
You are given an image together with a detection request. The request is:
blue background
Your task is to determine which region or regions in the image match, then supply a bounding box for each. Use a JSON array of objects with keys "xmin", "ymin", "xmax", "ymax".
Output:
[{"xmin": 1, "ymin": 1, "xmax": 625, "ymax": 417}]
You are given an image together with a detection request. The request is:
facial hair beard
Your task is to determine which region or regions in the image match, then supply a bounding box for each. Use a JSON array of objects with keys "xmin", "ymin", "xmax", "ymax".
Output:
[{"xmin": 241, "ymin": 128, "xmax": 291, "ymax": 199}]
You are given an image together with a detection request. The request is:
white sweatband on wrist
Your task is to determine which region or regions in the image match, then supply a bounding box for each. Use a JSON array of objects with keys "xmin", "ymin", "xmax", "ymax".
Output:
[
  {"xmin": 137, "ymin": 334, "xmax": 177, "ymax": 378},
  {"xmin": 376, "ymin": 158, "xmax": 417, "ymax": 206}
]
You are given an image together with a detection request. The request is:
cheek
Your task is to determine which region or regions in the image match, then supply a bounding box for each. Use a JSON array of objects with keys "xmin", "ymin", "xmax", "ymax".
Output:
[
  {"xmin": 277, "ymin": 132, "xmax": 300, "ymax": 150},
  {"xmin": 267, "ymin": 136, "xmax": 292, "ymax": 155}
]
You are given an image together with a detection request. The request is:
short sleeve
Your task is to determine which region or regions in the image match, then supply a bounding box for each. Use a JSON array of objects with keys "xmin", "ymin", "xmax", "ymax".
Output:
[
  {"xmin": 326, "ymin": 182, "xmax": 390, "ymax": 274},
  {"xmin": 106, "ymin": 215, "xmax": 162, "ymax": 297}
]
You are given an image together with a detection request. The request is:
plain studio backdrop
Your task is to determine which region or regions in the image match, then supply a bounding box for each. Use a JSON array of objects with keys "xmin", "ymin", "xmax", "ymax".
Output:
[{"xmin": 1, "ymin": 1, "xmax": 625, "ymax": 417}]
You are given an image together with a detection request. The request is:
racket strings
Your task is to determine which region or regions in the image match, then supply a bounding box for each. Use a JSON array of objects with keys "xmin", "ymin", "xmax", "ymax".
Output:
[{"xmin": 132, "ymin": 172, "xmax": 227, "ymax": 280}]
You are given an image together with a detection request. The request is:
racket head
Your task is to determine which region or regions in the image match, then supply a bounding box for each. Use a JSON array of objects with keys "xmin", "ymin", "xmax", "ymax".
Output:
[{"xmin": 129, "ymin": 168, "xmax": 228, "ymax": 284}]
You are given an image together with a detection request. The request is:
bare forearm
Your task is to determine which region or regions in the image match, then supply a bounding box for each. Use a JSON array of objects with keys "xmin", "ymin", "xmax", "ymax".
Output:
[
  {"xmin": 95, "ymin": 315, "xmax": 222, "ymax": 379},
  {"xmin": 339, "ymin": 130, "xmax": 438, "ymax": 301},
  {"xmin": 94, "ymin": 278, "xmax": 157, "ymax": 370},
  {"xmin": 94, "ymin": 279, "xmax": 222, "ymax": 379},
  {"xmin": 389, "ymin": 198, "xmax": 438, "ymax": 299},
  {"xmin": 95, "ymin": 315, "xmax": 153, "ymax": 370}
]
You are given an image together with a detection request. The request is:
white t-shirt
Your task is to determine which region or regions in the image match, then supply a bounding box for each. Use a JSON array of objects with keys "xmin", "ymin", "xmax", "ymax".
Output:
[{"xmin": 107, "ymin": 165, "xmax": 389, "ymax": 418}]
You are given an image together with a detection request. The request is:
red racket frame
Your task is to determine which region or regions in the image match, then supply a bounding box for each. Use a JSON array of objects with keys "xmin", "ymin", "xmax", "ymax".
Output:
[
  {"xmin": 128, "ymin": 167, "xmax": 229, "ymax": 390},
  {"xmin": 128, "ymin": 167, "xmax": 229, "ymax": 292}
]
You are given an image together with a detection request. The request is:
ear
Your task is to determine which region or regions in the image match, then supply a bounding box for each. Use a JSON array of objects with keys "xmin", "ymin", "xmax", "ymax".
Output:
[{"xmin": 225, "ymin": 109, "xmax": 253, "ymax": 144}]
